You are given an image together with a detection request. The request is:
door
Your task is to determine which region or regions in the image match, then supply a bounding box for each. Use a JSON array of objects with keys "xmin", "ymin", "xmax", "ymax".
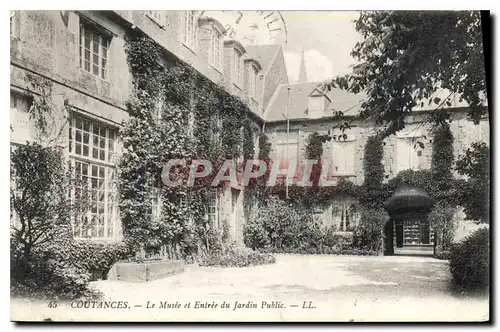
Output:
[
  {"xmin": 395, "ymin": 220, "xmax": 404, "ymax": 248},
  {"xmin": 420, "ymin": 222, "xmax": 430, "ymax": 244}
]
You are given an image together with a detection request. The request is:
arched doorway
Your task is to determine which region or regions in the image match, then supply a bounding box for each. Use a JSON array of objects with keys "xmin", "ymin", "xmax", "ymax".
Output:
[{"xmin": 384, "ymin": 185, "xmax": 435, "ymax": 256}]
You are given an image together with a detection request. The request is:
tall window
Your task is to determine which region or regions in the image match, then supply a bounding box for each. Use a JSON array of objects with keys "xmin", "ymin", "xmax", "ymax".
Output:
[
  {"xmin": 275, "ymin": 130, "xmax": 299, "ymax": 169},
  {"xmin": 396, "ymin": 136, "xmax": 425, "ymax": 172},
  {"xmin": 10, "ymin": 92, "xmax": 32, "ymax": 142},
  {"xmin": 249, "ymin": 65, "xmax": 258, "ymax": 98},
  {"xmin": 331, "ymin": 136, "xmax": 356, "ymax": 175},
  {"xmin": 182, "ymin": 11, "xmax": 197, "ymax": 49},
  {"xmin": 206, "ymin": 189, "xmax": 220, "ymax": 228},
  {"xmin": 69, "ymin": 115, "xmax": 117, "ymax": 240},
  {"xmin": 209, "ymin": 29, "xmax": 222, "ymax": 69},
  {"xmin": 79, "ymin": 23, "xmax": 109, "ymax": 79},
  {"xmin": 10, "ymin": 92, "xmax": 31, "ymax": 113},
  {"xmin": 211, "ymin": 111, "xmax": 222, "ymax": 148},
  {"xmin": 332, "ymin": 201, "xmax": 358, "ymax": 232},
  {"xmin": 234, "ymin": 49, "xmax": 243, "ymax": 86}
]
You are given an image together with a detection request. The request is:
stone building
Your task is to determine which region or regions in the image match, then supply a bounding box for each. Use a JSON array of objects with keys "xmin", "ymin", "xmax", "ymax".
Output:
[
  {"xmin": 262, "ymin": 52, "xmax": 489, "ymax": 251},
  {"xmin": 10, "ymin": 10, "xmax": 488, "ymax": 250},
  {"xmin": 9, "ymin": 10, "xmax": 289, "ymax": 246}
]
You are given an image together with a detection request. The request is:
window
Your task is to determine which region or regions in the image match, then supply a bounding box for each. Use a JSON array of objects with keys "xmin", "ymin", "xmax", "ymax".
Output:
[
  {"xmin": 332, "ymin": 201, "xmax": 358, "ymax": 232},
  {"xmin": 249, "ymin": 65, "xmax": 258, "ymax": 98},
  {"xmin": 275, "ymin": 130, "xmax": 299, "ymax": 169},
  {"xmin": 211, "ymin": 111, "xmax": 222, "ymax": 147},
  {"xmin": 69, "ymin": 115, "xmax": 117, "ymax": 240},
  {"xmin": 234, "ymin": 49, "xmax": 243, "ymax": 86},
  {"xmin": 331, "ymin": 136, "xmax": 356, "ymax": 175},
  {"xmin": 396, "ymin": 136, "xmax": 425, "ymax": 172},
  {"xmin": 10, "ymin": 92, "xmax": 31, "ymax": 113},
  {"xmin": 79, "ymin": 23, "xmax": 109, "ymax": 79},
  {"xmin": 182, "ymin": 11, "xmax": 197, "ymax": 49},
  {"xmin": 209, "ymin": 29, "xmax": 222, "ymax": 69},
  {"xmin": 206, "ymin": 190, "xmax": 220, "ymax": 228}
]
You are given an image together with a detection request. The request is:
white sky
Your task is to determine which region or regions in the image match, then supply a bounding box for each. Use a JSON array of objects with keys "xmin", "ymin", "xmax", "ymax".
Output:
[{"xmin": 281, "ymin": 11, "xmax": 362, "ymax": 83}]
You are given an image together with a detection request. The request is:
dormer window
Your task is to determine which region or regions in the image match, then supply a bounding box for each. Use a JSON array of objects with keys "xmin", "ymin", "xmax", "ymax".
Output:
[
  {"xmin": 245, "ymin": 59, "xmax": 262, "ymax": 100},
  {"xmin": 250, "ymin": 64, "xmax": 258, "ymax": 97},
  {"xmin": 224, "ymin": 40, "xmax": 246, "ymax": 88},
  {"xmin": 307, "ymin": 88, "xmax": 331, "ymax": 119},
  {"xmin": 234, "ymin": 49, "xmax": 243, "ymax": 86},
  {"xmin": 209, "ymin": 29, "xmax": 222, "ymax": 70},
  {"xmin": 182, "ymin": 11, "xmax": 197, "ymax": 50}
]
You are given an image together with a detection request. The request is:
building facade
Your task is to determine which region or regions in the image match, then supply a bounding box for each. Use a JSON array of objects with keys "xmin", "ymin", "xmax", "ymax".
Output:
[
  {"xmin": 10, "ymin": 10, "xmax": 290, "ymax": 246},
  {"xmin": 262, "ymin": 53, "xmax": 490, "ymax": 248},
  {"xmin": 10, "ymin": 10, "xmax": 489, "ymax": 249}
]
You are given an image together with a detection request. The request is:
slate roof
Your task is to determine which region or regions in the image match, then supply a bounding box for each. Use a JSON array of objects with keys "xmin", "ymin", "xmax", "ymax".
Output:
[
  {"xmin": 263, "ymin": 82, "xmax": 366, "ymax": 122},
  {"xmin": 245, "ymin": 45, "xmax": 280, "ymax": 73},
  {"xmin": 263, "ymin": 82, "xmax": 488, "ymax": 122}
]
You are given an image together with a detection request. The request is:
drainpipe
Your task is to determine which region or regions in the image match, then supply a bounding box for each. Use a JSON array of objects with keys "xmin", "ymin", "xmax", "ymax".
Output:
[{"xmin": 285, "ymin": 87, "xmax": 291, "ymax": 198}]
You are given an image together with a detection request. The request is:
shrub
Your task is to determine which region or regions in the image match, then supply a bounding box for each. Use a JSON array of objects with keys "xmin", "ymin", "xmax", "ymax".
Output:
[
  {"xmin": 352, "ymin": 208, "xmax": 389, "ymax": 252},
  {"xmin": 428, "ymin": 202, "xmax": 456, "ymax": 253},
  {"xmin": 449, "ymin": 227, "xmax": 489, "ymax": 290},
  {"xmin": 199, "ymin": 246, "xmax": 276, "ymax": 268},
  {"xmin": 11, "ymin": 237, "xmax": 132, "ymax": 300}
]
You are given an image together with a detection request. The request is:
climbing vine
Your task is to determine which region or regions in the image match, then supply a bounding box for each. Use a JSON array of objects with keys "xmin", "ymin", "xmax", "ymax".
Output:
[{"xmin": 119, "ymin": 31, "xmax": 256, "ymax": 258}]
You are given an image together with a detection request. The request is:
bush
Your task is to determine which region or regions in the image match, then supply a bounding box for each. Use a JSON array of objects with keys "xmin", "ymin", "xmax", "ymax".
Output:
[
  {"xmin": 434, "ymin": 245, "xmax": 451, "ymax": 260},
  {"xmin": 352, "ymin": 208, "xmax": 389, "ymax": 252},
  {"xmin": 449, "ymin": 227, "xmax": 489, "ymax": 290},
  {"xmin": 199, "ymin": 246, "xmax": 276, "ymax": 268},
  {"xmin": 428, "ymin": 202, "xmax": 456, "ymax": 252},
  {"xmin": 11, "ymin": 238, "xmax": 132, "ymax": 300}
]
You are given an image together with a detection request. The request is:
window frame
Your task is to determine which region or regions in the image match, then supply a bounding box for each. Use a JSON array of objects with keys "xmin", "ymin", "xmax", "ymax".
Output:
[
  {"xmin": 275, "ymin": 130, "xmax": 299, "ymax": 169},
  {"xmin": 234, "ymin": 49, "xmax": 243, "ymax": 87},
  {"xmin": 249, "ymin": 64, "xmax": 259, "ymax": 98},
  {"xmin": 69, "ymin": 114, "xmax": 117, "ymax": 240},
  {"xmin": 332, "ymin": 201, "xmax": 358, "ymax": 232},
  {"xmin": 331, "ymin": 135, "xmax": 356, "ymax": 176},
  {"xmin": 209, "ymin": 28, "xmax": 222, "ymax": 70},
  {"xmin": 79, "ymin": 22, "xmax": 110, "ymax": 80},
  {"xmin": 182, "ymin": 10, "xmax": 198, "ymax": 51}
]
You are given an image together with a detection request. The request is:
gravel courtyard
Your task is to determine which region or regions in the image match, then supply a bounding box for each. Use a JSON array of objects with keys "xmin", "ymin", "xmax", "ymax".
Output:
[{"xmin": 11, "ymin": 254, "xmax": 489, "ymax": 322}]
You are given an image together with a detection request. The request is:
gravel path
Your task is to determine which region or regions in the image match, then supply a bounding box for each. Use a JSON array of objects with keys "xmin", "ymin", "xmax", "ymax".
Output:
[{"xmin": 11, "ymin": 254, "xmax": 489, "ymax": 322}]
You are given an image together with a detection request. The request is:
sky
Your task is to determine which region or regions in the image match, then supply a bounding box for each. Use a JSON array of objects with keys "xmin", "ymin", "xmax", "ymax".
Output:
[
  {"xmin": 280, "ymin": 11, "xmax": 362, "ymax": 83},
  {"xmin": 202, "ymin": 10, "xmax": 362, "ymax": 84}
]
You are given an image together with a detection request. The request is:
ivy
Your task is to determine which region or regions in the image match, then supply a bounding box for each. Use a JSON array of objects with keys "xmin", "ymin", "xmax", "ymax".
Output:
[{"xmin": 119, "ymin": 31, "xmax": 256, "ymax": 258}]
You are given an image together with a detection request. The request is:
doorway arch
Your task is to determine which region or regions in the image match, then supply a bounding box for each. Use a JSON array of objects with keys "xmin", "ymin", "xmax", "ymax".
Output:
[{"xmin": 384, "ymin": 185, "xmax": 435, "ymax": 256}]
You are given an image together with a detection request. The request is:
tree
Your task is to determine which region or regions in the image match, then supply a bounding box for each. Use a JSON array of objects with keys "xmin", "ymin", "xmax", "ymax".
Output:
[
  {"xmin": 330, "ymin": 11, "xmax": 487, "ymax": 136},
  {"xmin": 10, "ymin": 143, "xmax": 89, "ymax": 276},
  {"xmin": 455, "ymin": 141, "xmax": 490, "ymax": 223}
]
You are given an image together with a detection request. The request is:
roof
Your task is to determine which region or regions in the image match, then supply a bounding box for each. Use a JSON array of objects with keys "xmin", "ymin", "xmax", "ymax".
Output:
[
  {"xmin": 263, "ymin": 82, "xmax": 488, "ymax": 123},
  {"xmin": 263, "ymin": 81, "xmax": 366, "ymax": 122},
  {"xmin": 245, "ymin": 45, "xmax": 280, "ymax": 73},
  {"xmin": 386, "ymin": 185, "xmax": 435, "ymax": 214}
]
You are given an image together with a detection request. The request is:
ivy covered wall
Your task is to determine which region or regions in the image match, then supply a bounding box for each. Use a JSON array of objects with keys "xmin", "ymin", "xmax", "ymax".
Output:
[{"xmin": 118, "ymin": 31, "xmax": 259, "ymax": 258}]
